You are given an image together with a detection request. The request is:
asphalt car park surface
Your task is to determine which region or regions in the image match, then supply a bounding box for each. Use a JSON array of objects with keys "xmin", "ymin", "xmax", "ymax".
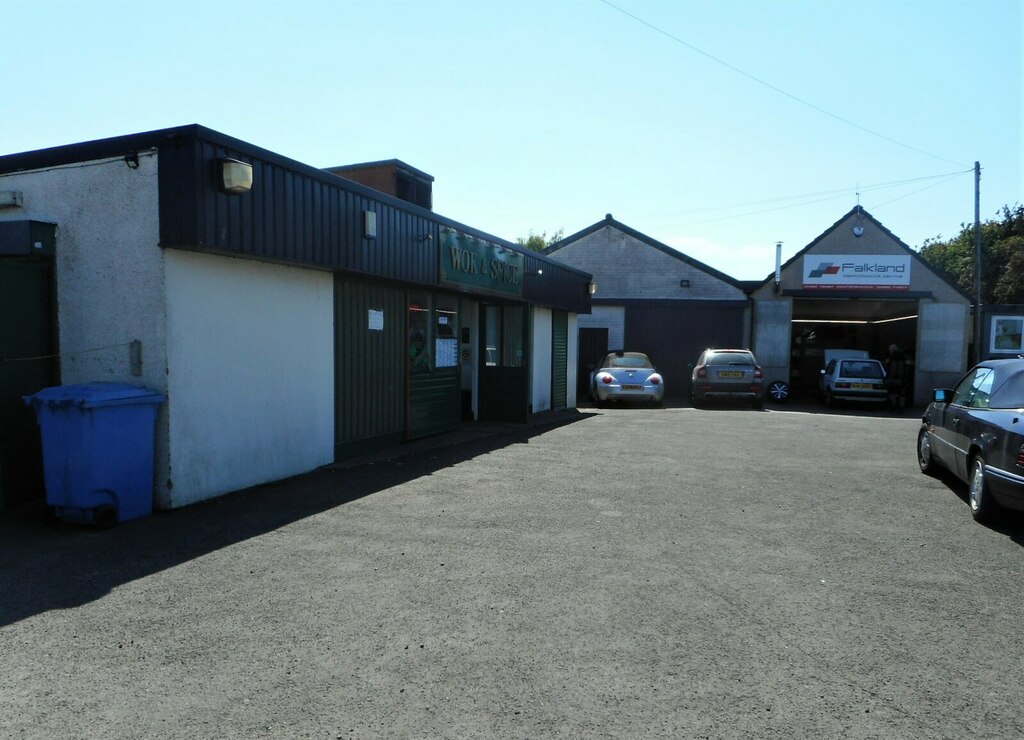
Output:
[{"xmin": 2, "ymin": 403, "xmax": 1023, "ymax": 739}]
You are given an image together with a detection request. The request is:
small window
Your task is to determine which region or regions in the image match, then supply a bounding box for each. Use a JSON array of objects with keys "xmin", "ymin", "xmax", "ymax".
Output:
[{"xmin": 952, "ymin": 368, "xmax": 993, "ymax": 407}]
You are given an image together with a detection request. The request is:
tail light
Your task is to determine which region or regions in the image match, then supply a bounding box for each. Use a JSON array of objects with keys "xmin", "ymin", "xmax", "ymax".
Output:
[
  {"xmin": 836, "ymin": 382, "xmax": 851, "ymax": 389},
  {"xmin": 599, "ymin": 373, "xmax": 613, "ymax": 385},
  {"xmin": 1017, "ymin": 443, "xmax": 1024, "ymax": 468},
  {"xmin": 650, "ymin": 374, "xmax": 662, "ymax": 385},
  {"xmin": 753, "ymin": 365, "xmax": 763, "ymax": 380},
  {"xmin": 696, "ymin": 366, "xmax": 707, "ymax": 378}
]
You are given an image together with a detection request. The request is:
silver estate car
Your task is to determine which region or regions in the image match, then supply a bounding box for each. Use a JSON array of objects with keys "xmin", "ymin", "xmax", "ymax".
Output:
[
  {"xmin": 691, "ymin": 348, "xmax": 764, "ymax": 409},
  {"xmin": 590, "ymin": 351, "xmax": 664, "ymax": 407}
]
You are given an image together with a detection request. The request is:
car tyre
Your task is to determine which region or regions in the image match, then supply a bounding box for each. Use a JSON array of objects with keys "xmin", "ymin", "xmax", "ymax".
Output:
[
  {"xmin": 824, "ymin": 388, "xmax": 836, "ymax": 408},
  {"xmin": 968, "ymin": 455, "xmax": 1000, "ymax": 523},
  {"xmin": 917, "ymin": 429, "xmax": 939, "ymax": 476},
  {"xmin": 767, "ymin": 380, "xmax": 790, "ymax": 403}
]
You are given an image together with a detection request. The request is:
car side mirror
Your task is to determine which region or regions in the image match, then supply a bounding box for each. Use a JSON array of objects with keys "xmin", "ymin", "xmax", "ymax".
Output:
[{"xmin": 933, "ymin": 388, "xmax": 953, "ymax": 404}]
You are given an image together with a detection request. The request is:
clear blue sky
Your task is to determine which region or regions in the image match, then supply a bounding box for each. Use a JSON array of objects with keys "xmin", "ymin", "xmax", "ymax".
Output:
[{"xmin": 3, "ymin": 0, "xmax": 1020, "ymax": 280}]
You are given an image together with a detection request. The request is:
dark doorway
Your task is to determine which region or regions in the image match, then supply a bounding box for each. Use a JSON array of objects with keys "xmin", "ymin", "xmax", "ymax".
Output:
[
  {"xmin": 478, "ymin": 303, "xmax": 529, "ymax": 423},
  {"xmin": 0, "ymin": 258, "xmax": 57, "ymax": 509},
  {"xmin": 577, "ymin": 327, "xmax": 609, "ymax": 400}
]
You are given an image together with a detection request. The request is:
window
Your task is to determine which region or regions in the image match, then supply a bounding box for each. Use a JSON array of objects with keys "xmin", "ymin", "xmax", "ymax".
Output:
[
  {"xmin": 952, "ymin": 367, "xmax": 994, "ymax": 407},
  {"xmin": 991, "ymin": 316, "xmax": 1024, "ymax": 353},
  {"xmin": 409, "ymin": 292, "xmax": 460, "ymax": 373}
]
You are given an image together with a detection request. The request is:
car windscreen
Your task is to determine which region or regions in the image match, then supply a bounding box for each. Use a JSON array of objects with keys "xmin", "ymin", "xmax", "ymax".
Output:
[
  {"xmin": 707, "ymin": 353, "xmax": 753, "ymax": 366},
  {"xmin": 989, "ymin": 369, "xmax": 1024, "ymax": 408},
  {"xmin": 840, "ymin": 360, "xmax": 884, "ymax": 379},
  {"xmin": 607, "ymin": 354, "xmax": 652, "ymax": 369}
]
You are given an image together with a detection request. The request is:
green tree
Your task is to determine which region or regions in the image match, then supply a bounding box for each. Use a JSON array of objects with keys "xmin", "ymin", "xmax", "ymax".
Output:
[
  {"xmin": 918, "ymin": 204, "xmax": 1024, "ymax": 304},
  {"xmin": 516, "ymin": 229, "xmax": 564, "ymax": 252}
]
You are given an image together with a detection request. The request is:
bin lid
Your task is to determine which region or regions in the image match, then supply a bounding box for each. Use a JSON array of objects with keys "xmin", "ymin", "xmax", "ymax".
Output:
[{"xmin": 25, "ymin": 382, "xmax": 166, "ymax": 409}]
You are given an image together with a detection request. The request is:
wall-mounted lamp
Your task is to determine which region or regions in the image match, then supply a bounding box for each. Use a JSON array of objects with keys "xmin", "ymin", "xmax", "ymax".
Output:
[
  {"xmin": 364, "ymin": 210, "xmax": 377, "ymax": 238},
  {"xmin": 587, "ymin": 281, "xmax": 597, "ymax": 296},
  {"xmin": 679, "ymin": 279, "xmax": 690, "ymax": 288},
  {"xmin": 528, "ymin": 268, "xmax": 544, "ymax": 277},
  {"xmin": 221, "ymin": 158, "xmax": 253, "ymax": 194}
]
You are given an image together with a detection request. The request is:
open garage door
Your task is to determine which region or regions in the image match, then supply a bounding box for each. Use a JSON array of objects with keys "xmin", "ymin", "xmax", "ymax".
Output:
[{"xmin": 789, "ymin": 297, "xmax": 918, "ymax": 400}]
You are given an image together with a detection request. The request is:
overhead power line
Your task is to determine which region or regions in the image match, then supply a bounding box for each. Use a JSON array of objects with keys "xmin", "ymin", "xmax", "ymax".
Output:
[
  {"xmin": 654, "ymin": 169, "xmax": 973, "ymax": 227},
  {"xmin": 642, "ymin": 170, "xmax": 972, "ymax": 220},
  {"xmin": 597, "ymin": 0, "xmax": 968, "ymax": 168}
]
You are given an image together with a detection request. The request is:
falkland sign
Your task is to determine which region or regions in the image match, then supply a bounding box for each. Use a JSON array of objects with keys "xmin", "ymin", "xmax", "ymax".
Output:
[{"xmin": 802, "ymin": 254, "xmax": 911, "ymax": 290}]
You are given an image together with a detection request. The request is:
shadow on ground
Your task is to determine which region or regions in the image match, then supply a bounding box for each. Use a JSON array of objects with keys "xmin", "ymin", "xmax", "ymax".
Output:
[{"xmin": 0, "ymin": 411, "xmax": 591, "ymax": 628}]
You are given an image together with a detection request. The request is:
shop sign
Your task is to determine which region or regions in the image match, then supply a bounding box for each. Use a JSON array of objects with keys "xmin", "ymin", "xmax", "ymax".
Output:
[
  {"xmin": 439, "ymin": 229, "xmax": 524, "ymax": 298},
  {"xmin": 802, "ymin": 254, "xmax": 911, "ymax": 290}
]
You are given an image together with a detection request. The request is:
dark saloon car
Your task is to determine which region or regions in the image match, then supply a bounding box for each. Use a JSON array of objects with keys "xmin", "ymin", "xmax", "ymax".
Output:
[
  {"xmin": 590, "ymin": 351, "xmax": 664, "ymax": 407},
  {"xmin": 691, "ymin": 348, "xmax": 764, "ymax": 409},
  {"xmin": 918, "ymin": 358, "xmax": 1024, "ymax": 522}
]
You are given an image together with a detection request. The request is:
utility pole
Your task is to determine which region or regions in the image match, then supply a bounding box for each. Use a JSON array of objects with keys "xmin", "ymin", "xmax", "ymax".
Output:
[{"xmin": 974, "ymin": 161, "xmax": 982, "ymax": 364}]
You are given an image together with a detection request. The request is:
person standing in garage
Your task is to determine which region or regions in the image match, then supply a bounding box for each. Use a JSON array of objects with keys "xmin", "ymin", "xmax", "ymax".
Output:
[{"xmin": 885, "ymin": 344, "xmax": 909, "ymax": 412}]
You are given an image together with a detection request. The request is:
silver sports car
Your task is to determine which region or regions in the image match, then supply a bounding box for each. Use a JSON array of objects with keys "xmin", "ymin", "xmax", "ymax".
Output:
[{"xmin": 590, "ymin": 351, "xmax": 664, "ymax": 407}]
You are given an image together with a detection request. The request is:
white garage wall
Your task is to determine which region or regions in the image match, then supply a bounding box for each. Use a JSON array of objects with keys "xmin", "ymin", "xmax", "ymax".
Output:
[
  {"xmin": 579, "ymin": 305, "xmax": 626, "ymax": 349},
  {"xmin": 532, "ymin": 308, "xmax": 553, "ymax": 413},
  {"xmin": 164, "ymin": 251, "xmax": 335, "ymax": 507}
]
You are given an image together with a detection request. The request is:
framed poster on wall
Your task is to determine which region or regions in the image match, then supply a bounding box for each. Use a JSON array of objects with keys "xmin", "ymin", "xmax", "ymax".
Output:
[{"xmin": 991, "ymin": 316, "xmax": 1024, "ymax": 353}]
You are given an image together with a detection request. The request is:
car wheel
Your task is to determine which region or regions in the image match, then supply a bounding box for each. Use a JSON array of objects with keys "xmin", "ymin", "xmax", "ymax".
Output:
[
  {"xmin": 767, "ymin": 380, "xmax": 790, "ymax": 403},
  {"xmin": 917, "ymin": 429, "xmax": 938, "ymax": 476},
  {"xmin": 968, "ymin": 455, "xmax": 1000, "ymax": 523},
  {"xmin": 824, "ymin": 388, "xmax": 835, "ymax": 407}
]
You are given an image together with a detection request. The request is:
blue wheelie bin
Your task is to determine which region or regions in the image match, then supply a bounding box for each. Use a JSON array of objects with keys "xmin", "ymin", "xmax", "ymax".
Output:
[{"xmin": 25, "ymin": 382, "xmax": 166, "ymax": 526}]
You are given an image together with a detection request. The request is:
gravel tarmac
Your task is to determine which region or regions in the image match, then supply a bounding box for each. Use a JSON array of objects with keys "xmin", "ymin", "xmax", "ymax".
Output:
[{"xmin": 2, "ymin": 403, "xmax": 1023, "ymax": 739}]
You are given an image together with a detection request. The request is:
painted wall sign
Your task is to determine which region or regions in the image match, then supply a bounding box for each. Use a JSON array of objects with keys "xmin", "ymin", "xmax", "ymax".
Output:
[
  {"xmin": 439, "ymin": 229, "xmax": 524, "ymax": 298},
  {"xmin": 802, "ymin": 254, "xmax": 911, "ymax": 290}
]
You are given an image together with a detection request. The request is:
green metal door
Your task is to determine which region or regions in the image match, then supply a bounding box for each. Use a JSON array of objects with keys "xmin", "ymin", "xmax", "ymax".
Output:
[
  {"xmin": 0, "ymin": 259, "xmax": 57, "ymax": 509},
  {"xmin": 334, "ymin": 276, "xmax": 406, "ymax": 459},
  {"xmin": 551, "ymin": 311, "xmax": 568, "ymax": 410}
]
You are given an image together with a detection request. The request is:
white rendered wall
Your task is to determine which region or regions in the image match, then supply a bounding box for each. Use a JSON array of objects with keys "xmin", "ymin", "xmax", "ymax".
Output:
[
  {"xmin": 0, "ymin": 152, "xmax": 172, "ymax": 502},
  {"xmin": 579, "ymin": 305, "xmax": 625, "ymax": 349},
  {"xmin": 532, "ymin": 308, "xmax": 553, "ymax": 413},
  {"xmin": 163, "ymin": 250, "xmax": 334, "ymax": 508},
  {"xmin": 0, "ymin": 152, "xmax": 165, "ymax": 387}
]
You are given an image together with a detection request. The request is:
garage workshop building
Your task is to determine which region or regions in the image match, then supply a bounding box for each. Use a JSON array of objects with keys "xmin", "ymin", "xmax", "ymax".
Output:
[
  {"xmin": 544, "ymin": 214, "xmax": 751, "ymax": 401},
  {"xmin": 0, "ymin": 125, "xmax": 592, "ymax": 512},
  {"xmin": 750, "ymin": 206, "xmax": 972, "ymax": 405}
]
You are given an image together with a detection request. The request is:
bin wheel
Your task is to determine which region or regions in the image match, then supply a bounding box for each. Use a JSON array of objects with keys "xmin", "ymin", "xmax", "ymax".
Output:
[{"xmin": 94, "ymin": 505, "xmax": 118, "ymax": 529}]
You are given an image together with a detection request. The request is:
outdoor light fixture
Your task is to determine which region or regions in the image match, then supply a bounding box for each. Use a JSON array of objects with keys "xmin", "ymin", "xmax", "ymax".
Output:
[
  {"xmin": 221, "ymin": 158, "xmax": 253, "ymax": 194},
  {"xmin": 588, "ymin": 281, "xmax": 597, "ymax": 296},
  {"xmin": 364, "ymin": 210, "xmax": 377, "ymax": 238},
  {"xmin": 679, "ymin": 279, "xmax": 690, "ymax": 288}
]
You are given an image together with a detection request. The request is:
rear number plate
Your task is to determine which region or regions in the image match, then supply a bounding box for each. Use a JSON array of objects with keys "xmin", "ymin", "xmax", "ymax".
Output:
[
  {"xmin": 622, "ymin": 384, "xmax": 643, "ymax": 390},
  {"xmin": 718, "ymin": 371, "xmax": 743, "ymax": 378},
  {"xmin": 852, "ymin": 383, "xmax": 875, "ymax": 389}
]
